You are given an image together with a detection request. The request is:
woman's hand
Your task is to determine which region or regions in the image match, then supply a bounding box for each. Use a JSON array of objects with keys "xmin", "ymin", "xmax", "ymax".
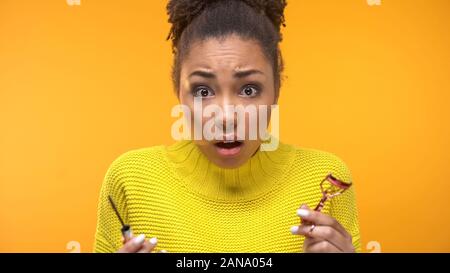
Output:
[
  {"xmin": 116, "ymin": 234, "xmax": 166, "ymax": 253},
  {"xmin": 290, "ymin": 204, "xmax": 355, "ymax": 253}
]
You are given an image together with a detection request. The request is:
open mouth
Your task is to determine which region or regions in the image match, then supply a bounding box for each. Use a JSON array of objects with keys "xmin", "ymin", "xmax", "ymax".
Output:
[
  {"xmin": 214, "ymin": 141, "xmax": 243, "ymax": 149},
  {"xmin": 214, "ymin": 141, "xmax": 243, "ymax": 157}
]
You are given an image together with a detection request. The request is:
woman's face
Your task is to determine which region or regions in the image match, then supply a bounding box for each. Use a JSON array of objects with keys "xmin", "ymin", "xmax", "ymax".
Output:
[{"xmin": 178, "ymin": 34, "xmax": 276, "ymax": 168}]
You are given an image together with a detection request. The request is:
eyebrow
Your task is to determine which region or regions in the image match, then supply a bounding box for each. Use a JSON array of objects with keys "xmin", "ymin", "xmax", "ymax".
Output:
[{"xmin": 188, "ymin": 69, "xmax": 264, "ymax": 79}]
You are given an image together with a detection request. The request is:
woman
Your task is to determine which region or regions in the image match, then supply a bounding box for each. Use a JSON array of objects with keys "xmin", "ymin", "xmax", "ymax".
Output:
[{"xmin": 94, "ymin": 0, "xmax": 360, "ymax": 253}]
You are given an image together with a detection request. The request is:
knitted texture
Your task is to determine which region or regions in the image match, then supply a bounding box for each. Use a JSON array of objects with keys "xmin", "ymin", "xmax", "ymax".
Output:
[{"xmin": 94, "ymin": 140, "xmax": 361, "ymax": 252}]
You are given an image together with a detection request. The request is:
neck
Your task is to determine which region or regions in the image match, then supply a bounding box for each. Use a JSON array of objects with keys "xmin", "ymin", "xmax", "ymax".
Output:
[{"xmin": 165, "ymin": 140, "xmax": 296, "ymax": 202}]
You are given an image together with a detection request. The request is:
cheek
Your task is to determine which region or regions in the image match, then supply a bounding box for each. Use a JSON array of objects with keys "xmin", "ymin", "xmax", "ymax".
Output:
[
  {"xmin": 262, "ymin": 89, "xmax": 277, "ymax": 105},
  {"xmin": 244, "ymin": 98, "xmax": 274, "ymax": 126},
  {"xmin": 177, "ymin": 96, "xmax": 196, "ymax": 136},
  {"xmin": 186, "ymin": 100, "xmax": 220, "ymax": 139}
]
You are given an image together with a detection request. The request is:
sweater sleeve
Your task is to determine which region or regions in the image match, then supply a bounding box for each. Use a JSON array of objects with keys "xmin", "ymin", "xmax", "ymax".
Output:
[
  {"xmin": 326, "ymin": 154, "xmax": 362, "ymax": 252},
  {"xmin": 93, "ymin": 154, "xmax": 130, "ymax": 253}
]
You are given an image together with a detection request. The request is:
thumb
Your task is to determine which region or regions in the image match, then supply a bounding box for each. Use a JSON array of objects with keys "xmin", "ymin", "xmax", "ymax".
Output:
[{"xmin": 300, "ymin": 203, "xmax": 310, "ymax": 210}]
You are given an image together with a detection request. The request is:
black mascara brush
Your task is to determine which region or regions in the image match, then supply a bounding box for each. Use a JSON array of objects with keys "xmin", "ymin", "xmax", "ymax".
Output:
[{"xmin": 108, "ymin": 195, "xmax": 133, "ymax": 242}]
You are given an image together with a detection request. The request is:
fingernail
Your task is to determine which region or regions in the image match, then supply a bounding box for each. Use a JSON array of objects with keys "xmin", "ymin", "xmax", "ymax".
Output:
[
  {"xmin": 290, "ymin": 226, "xmax": 299, "ymax": 234},
  {"xmin": 160, "ymin": 249, "xmax": 168, "ymax": 253},
  {"xmin": 149, "ymin": 237, "xmax": 158, "ymax": 245},
  {"xmin": 297, "ymin": 208, "xmax": 310, "ymax": 217},
  {"xmin": 133, "ymin": 234, "xmax": 146, "ymax": 245}
]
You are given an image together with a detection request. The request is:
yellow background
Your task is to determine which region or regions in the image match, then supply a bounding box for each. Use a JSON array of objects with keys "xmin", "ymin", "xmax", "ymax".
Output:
[{"xmin": 1, "ymin": 0, "xmax": 449, "ymax": 252}]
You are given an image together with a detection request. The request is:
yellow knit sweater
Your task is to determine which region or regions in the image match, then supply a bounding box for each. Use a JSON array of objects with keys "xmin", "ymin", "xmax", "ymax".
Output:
[{"xmin": 94, "ymin": 140, "xmax": 361, "ymax": 252}]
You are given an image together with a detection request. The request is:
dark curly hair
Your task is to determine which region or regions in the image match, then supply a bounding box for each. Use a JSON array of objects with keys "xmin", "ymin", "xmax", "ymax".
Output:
[{"xmin": 166, "ymin": 0, "xmax": 287, "ymax": 99}]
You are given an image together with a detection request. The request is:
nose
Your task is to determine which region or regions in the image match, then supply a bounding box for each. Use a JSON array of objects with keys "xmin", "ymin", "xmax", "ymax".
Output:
[{"xmin": 214, "ymin": 96, "xmax": 238, "ymax": 139}]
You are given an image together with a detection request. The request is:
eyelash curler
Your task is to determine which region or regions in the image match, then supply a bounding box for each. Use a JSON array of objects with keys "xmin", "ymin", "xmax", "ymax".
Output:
[
  {"xmin": 301, "ymin": 174, "xmax": 352, "ymax": 228},
  {"xmin": 108, "ymin": 195, "xmax": 133, "ymax": 242},
  {"xmin": 314, "ymin": 173, "xmax": 352, "ymax": 212}
]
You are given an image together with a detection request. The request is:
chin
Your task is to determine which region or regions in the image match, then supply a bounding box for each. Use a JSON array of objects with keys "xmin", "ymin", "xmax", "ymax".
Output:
[{"xmin": 206, "ymin": 140, "xmax": 260, "ymax": 169}]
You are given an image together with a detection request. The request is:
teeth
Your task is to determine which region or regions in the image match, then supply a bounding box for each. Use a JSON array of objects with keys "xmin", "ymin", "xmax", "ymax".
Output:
[{"xmin": 223, "ymin": 140, "xmax": 235, "ymax": 143}]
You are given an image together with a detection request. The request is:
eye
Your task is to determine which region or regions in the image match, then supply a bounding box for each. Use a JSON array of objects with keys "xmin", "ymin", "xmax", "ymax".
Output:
[
  {"xmin": 239, "ymin": 85, "xmax": 260, "ymax": 98},
  {"xmin": 192, "ymin": 86, "xmax": 215, "ymax": 98}
]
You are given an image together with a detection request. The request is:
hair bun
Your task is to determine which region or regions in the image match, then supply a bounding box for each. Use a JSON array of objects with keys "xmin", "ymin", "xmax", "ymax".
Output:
[
  {"xmin": 240, "ymin": 0, "xmax": 287, "ymax": 31},
  {"xmin": 166, "ymin": 0, "xmax": 287, "ymax": 46}
]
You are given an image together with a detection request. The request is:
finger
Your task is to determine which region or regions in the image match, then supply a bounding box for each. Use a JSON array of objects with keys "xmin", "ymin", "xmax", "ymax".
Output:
[
  {"xmin": 297, "ymin": 225, "xmax": 352, "ymax": 252},
  {"xmin": 303, "ymin": 236, "xmax": 321, "ymax": 247},
  {"xmin": 297, "ymin": 204, "xmax": 313, "ymax": 225},
  {"xmin": 121, "ymin": 236, "xmax": 131, "ymax": 244},
  {"xmin": 291, "ymin": 224, "xmax": 322, "ymax": 239},
  {"xmin": 137, "ymin": 237, "xmax": 158, "ymax": 253},
  {"xmin": 117, "ymin": 234, "xmax": 146, "ymax": 253},
  {"xmin": 296, "ymin": 208, "xmax": 348, "ymax": 237},
  {"xmin": 299, "ymin": 204, "xmax": 309, "ymax": 209},
  {"xmin": 305, "ymin": 240, "xmax": 341, "ymax": 253}
]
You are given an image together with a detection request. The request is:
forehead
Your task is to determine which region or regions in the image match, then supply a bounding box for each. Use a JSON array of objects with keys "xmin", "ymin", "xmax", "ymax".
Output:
[{"xmin": 181, "ymin": 34, "xmax": 271, "ymax": 74}]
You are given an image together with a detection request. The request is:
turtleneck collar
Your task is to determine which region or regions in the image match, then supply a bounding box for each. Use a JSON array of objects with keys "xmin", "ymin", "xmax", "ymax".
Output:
[{"xmin": 164, "ymin": 140, "xmax": 296, "ymax": 202}]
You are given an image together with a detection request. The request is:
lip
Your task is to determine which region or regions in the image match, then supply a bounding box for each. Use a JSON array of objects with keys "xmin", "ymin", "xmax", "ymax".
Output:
[
  {"xmin": 214, "ymin": 141, "xmax": 243, "ymax": 157},
  {"xmin": 213, "ymin": 134, "xmax": 241, "ymax": 143}
]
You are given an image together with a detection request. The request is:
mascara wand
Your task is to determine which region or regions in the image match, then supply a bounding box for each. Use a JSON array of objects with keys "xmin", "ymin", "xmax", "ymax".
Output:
[{"xmin": 108, "ymin": 195, "xmax": 133, "ymax": 242}]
